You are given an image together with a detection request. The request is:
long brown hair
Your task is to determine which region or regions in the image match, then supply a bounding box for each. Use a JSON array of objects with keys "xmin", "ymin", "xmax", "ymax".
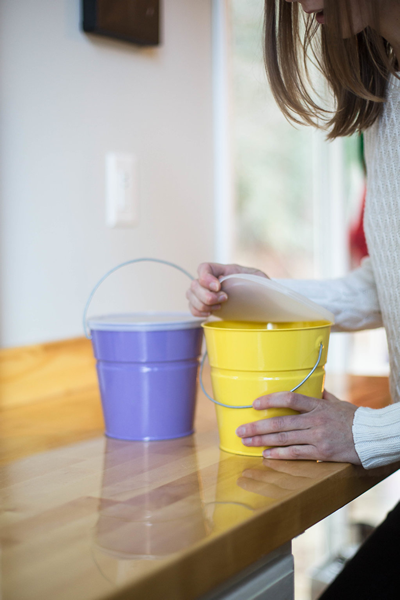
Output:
[{"xmin": 264, "ymin": 0, "xmax": 398, "ymax": 139}]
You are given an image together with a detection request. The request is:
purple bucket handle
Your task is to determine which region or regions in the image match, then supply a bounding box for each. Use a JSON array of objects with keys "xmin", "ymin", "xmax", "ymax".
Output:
[
  {"xmin": 83, "ymin": 258, "xmax": 195, "ymax": 340},
  {"xmin": 199, "ymin": 342, "xmax": 324, "ymax": 409}
]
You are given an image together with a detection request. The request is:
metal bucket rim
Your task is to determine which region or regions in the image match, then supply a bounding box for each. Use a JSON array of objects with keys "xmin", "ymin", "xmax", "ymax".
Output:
[
  {"xmin": 202, "ymin": 320, "xmax": 333, "ymax": 333},
  {"xmin": 90, "ymin": 311, "xmax": 205, "ymax": 332}
]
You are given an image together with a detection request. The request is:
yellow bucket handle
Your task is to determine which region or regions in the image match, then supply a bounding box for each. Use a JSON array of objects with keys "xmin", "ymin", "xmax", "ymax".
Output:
[{"xmin": 200, "ymin": 342, "xmax": 324, "ymax": 409}]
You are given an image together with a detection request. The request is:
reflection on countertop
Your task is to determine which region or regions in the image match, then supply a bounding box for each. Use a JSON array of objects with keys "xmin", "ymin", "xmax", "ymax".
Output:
[
  {"xmin": 0, "ymin": 349, "xmax": 396, "ymax": 600},
  {"xmin": 0, "ymin": 419, "xmax": 396, "ymax": 600},
  {"xmin": 93, "ymin": 436, "xmax": 208, "ymax": 584},
  {"xmin": 92, "ymin": 436, "xmax": 283, "ymax": 586},
  {"xmin": 0, "ymin": 431, "xmax": 285, "ymax": 599}
]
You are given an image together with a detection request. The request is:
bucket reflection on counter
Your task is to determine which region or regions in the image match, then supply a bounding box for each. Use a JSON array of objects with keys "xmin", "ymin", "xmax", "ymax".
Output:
[
  {"xmin": 94, "ymin": 437, "xmax": 207, "ymax": 564},
  {"xmin": 205, "ymin": 453, "xmax": 276, "ymax": 534},
  {"xmin": 202, "ymin": 320, "xmax": 332, "ymax": 456}
]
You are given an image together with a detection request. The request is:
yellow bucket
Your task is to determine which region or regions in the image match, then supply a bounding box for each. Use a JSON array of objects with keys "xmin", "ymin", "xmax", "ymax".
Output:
[{"xmin": 201, "ymin": 320, "xmax": 332, "ymax": 456}]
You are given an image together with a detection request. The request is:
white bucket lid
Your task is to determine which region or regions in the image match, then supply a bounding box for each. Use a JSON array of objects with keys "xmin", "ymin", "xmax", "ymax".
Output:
[
  {"xmin": 216, "ymin": 274, "xmax": 335, "ymax": 324},
  {"xmin": 88, "ymin": 312, "xmax": 205, "ymax": 332}
]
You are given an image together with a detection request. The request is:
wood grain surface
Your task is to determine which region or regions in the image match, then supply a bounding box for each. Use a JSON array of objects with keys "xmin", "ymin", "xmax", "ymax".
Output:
[
  {"xmin": 0, "ymin": 337, "xmax": 97, "ymax": 408},
  {"xmin": 0, "ymin": 337, "xmax": 398, "ymax": 600}
]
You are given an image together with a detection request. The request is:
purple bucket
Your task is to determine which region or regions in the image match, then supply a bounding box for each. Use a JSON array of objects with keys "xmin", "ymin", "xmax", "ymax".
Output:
[
  {"xmin": 83, "ymin": 258, "xmax": 205, "ymax": 442},
  {"xmin": 88, "ymin": 312, "xmax": 204, "ymax": 441}
]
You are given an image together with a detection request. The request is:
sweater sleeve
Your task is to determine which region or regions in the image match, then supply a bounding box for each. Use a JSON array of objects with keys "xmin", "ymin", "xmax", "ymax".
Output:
[
  {"xmin": 277, "ymin": 257, "xmax": 383, "ymax": 333},
  {"xmin": 353, "ymin": 404, "xmax": 400, "ymax": 469},
  {"xmin": 277, "ymin": 258, "xmax": 400, "ymax": 469}
]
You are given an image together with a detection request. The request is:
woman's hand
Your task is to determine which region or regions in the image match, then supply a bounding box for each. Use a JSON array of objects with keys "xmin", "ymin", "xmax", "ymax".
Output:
[
  {"xmin": 236, "ymin": 390, "xmax": 361, "ymax": 465},
  {"xmin": 186, "ymin": 262, "xmax": 268, "ymax": 317}
]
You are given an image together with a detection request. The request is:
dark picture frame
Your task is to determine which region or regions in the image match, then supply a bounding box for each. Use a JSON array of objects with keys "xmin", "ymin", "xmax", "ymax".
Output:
[{"xmin": 82, "ymin": 0, "xmax": 160, "ymax": 46}]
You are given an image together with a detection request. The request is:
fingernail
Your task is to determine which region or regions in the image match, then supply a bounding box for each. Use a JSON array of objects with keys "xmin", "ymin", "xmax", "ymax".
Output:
[
  {"xmin": 218, "ymin": 293, "xmax": 227, "ymax": 302},
  {"xmin": 210, "ymin": 281, "xmax": 219, "ymax": 292},
  {"xmin": 242, "ymin": 437, "xmax": 252, "ymax": 445},
  {"xmin": 263, "ymin": 450, "xmax": 271, "ymax": 457},
  {"xmin": 254, "ymin": 399, "xmax": 260, "ymax": 409},
  {"xmin": 236, "ymin": 426, "xmax": 246, "ymax": 436}
]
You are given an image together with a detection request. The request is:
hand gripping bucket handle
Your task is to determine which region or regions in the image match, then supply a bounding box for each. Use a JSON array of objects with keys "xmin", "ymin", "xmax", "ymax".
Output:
[
  {"xmin": 199, "ymin": 342, "xmax": 324, "ymax": 409},
  {"xmin": 83, "ymin": 258, "xmax": 195, "ymax": 339}
]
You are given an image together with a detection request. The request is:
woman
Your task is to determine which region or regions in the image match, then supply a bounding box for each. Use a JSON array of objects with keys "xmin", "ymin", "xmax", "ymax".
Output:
[{"xmin": 187, "ymin": 1, "xmax": 400, "ymax": 596}]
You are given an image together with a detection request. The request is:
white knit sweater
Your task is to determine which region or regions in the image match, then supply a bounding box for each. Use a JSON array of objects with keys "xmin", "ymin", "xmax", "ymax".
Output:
[{"xmin": 281, "ymin": 73, "xmax": 400, "ymax": 469}]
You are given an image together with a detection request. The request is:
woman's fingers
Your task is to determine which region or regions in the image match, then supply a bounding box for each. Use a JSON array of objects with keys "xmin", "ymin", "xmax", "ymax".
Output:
[
  {"xmin": 190, "ymin": 278, "xmax": 227, "ymax": 307},
  {"xmin": 253, "ymin": 391, "xmax": 318, "ymax": 413},
  {"xmin": 188, "ymin": 262, "xmax": 269, "ymax": 316},
  {"xmin": 186, "ymin": 289, "xmax": 220, "ymax": 317},
  {"xmin": 236, "ymin": 413, "xmax": 310, "ymax": 438},
  {"xmin": 262, "ymin": 445, "xmax": 318, "ymax": 461},
  {"xmin": 186, "ymin": 278, "xmax": 227, "ymax": 316},
  {"xmin": 241, "ymin": 429, "xmax": 313, "ymax": 448},
  {"xmin": 197, "ymin": 262, "xmax": 229, "ymax": 292},
  {"xmin": 196, "ymin": 262, "xmax": 268, "ymax": 293},
  {"xmin": 236, "ymin": 391, "xmax": 360, "ymax": 464}
]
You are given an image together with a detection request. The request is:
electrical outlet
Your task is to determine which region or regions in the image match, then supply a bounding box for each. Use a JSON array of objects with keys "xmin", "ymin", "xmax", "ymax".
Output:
[{"xmin": 106, "ymin": 153, "xmax": 139, "ymax": 228}]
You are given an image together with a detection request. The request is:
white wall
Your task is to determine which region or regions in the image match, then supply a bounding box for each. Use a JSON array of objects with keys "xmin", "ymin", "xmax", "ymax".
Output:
[{"xmin": 0, "ymin": 0, "xmax": 214, "ymax": 347}]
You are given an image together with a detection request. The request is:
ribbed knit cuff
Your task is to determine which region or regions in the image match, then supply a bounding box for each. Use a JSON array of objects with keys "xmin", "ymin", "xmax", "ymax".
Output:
[{"xmin": 353, "ymin": 404, "xmax": 400, "ymax": 469}]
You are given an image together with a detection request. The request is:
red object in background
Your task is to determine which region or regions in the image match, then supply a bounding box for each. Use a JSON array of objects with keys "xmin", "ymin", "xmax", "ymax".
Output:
[{"xmin": 349, "ymin": 185, "xmax": 369, "ymax": 266}]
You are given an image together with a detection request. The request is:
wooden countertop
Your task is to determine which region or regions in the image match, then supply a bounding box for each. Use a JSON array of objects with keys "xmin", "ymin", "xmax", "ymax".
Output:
[{"xmin": 0, "ymin": 338, "xmax": 398, "ymax": 600}]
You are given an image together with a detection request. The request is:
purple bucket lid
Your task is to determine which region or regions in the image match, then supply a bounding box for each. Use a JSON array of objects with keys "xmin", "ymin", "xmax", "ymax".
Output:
[{"xmin": 88, "ymin": 311, "xmax": 205, "ymax": 333}]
